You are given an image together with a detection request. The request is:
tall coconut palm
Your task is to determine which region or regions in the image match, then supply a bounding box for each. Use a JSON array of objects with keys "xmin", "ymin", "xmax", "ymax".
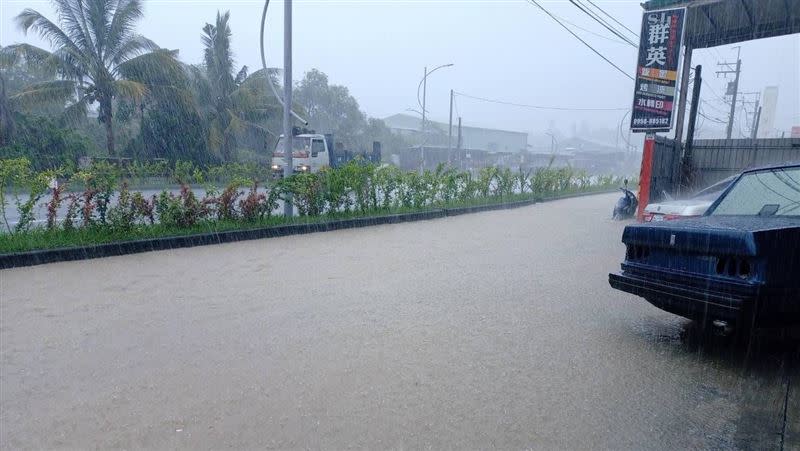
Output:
[
  {"xmin": 13, "ymin": 0, "xmax": 179, "ymax": 156},
  {"xmin": 0, "ymin": 43, "xmax": 66, "ymax": 146},
  {"xmin": 196, "ymin": 11, "xmax": 281, "ymax": 161}
]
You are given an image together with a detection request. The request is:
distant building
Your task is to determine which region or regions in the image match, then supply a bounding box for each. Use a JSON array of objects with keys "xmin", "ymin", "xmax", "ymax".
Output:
[
  {"xmin": 758, "ymin": 87, "xmax": 779, "ymax": 138},
  {"xmin": 383, "ymin": 114, "xmax": 529, "ymax": 153},
  {"xmin": 559, "ymin": 137, "xmax": 640, "ymax": 175}
]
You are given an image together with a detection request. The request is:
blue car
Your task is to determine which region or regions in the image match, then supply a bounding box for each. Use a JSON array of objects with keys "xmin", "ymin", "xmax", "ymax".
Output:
[{"xmin": 609, "ymin": 164, "xmax": 800, "ymax": 330}]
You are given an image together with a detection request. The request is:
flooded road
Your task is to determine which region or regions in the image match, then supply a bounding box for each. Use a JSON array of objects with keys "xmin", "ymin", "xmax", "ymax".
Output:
[{"xmin": 1, "ymin": 193, "xmax": 797, "ymax": 449}]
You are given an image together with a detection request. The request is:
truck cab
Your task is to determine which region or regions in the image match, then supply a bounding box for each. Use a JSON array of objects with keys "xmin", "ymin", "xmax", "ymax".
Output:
[{"xmin": 271, "ymin": 133, "xmax": 331, "ymax": 176}]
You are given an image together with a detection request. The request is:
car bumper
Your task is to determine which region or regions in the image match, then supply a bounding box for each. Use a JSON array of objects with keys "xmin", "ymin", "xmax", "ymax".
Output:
[
  {"xmin": 609, "ymin": 269, "xmax": 800, "ymax": 326},
  {"xmin": 608, "ymin": 271, "xmax": 754, "ymax": 323}
]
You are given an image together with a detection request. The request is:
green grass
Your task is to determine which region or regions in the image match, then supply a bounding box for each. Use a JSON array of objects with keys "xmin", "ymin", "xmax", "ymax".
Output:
[{"xmin": 0, "ymin": 187, "xmax": 618, "ymax": 254}]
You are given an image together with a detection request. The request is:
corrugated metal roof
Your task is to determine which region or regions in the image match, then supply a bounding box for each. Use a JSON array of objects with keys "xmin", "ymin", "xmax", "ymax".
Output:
[
  {"xmin": 383, "ymin": 114, "xmax": 528, "ymax": 137},
  {"xmin": 641, "ymin": 0, "xmax": 799, "ymax": 48},
  {"xmin": 642, "ymin": 0, "xmax": 691, "ymax": 11}
]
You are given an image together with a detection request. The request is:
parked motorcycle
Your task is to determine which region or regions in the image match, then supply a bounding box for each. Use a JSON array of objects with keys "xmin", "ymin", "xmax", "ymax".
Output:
[{"xmin": 612, "ymin": 180, "xmax": 638, "ymax": 220}]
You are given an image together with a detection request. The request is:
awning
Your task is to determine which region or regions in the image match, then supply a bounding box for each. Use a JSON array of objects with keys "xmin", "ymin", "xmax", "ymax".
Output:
[{"xmin": 642, "ymin": 0, "xmax": 800, "ymax": 48}]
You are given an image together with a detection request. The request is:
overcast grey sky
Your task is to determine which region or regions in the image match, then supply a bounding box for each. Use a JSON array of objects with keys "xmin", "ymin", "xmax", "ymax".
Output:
[{"xmin": 1, "ymin": 0, "xmax": 798, "ymax": 142}]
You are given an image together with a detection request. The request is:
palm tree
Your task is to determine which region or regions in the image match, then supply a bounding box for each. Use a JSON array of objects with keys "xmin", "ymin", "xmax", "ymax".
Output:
[
  {"xmin": 196, "ymin": 11, "xmax": 280, "ymax": 161},
  {"xmin": 0, "ymin": 44, "xmax": 63, "ymax": 146},
  {"xmin": 13, "ymin": 0, "xmax": 179, "ymax": 156}
]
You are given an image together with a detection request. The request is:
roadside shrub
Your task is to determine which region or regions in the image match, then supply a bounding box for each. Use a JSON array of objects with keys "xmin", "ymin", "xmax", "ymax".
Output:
[
  {"xmin": 14, "ymin": 171, "xmax": 51, "ymax": 233},
  {"xmin": 216, "ymin": 181, "xmax": 244, "ymax": 221},
  {"xmin": 496, "ymin": 168, "xmax": 516, "ymax": 197},
  {"xmin": 62, "ymin": 194, "xmax": 80, "ymax": 231},
  {"xmin": 375, "ymin": 164, "xmax": 402, "ymax": 210},
  {"xmin": 518, "ymin": 168, "xmax": 532, "ymax": 194},
  {"xmin": 285, "ymin": 172, "xmax": 325, "ymax": 216},
  {"xmin": 319, "ymin": 166, "xmax": 349, "ymax": 214},
  {"xmin": 0, "ymin": 155, "xmax": 633, "ymax": 243},
  {"xmin": 478, "ymin": 167, "xmax": 497, "ymax": 198},
  {"xmin": 0, "ymin": 158, "xmax": 47, "ymax": 233},
  {"xmin": 239, "ymin": 183, "xmax": 273, "ymax": 221},
  {"xmin": 46, "ymin": 182, "xmax": 66, "ymax": 230},
  {"xmin": 80, "ymin": 188, "xmax": 98, "ymax": 227},
  {"xmin": 155, "ymin": 185, "xmax": 204, "ymax": 228},
  {"xmin": 72, "ymin": 161, "xmax": 120, "ymax": 225},
  {"xmin": 131, "ymin": 192, "xmax": 156, "ymax": 225},
  {"xmin": 107, "ymin": 183, "xmax": 137, "ymax": 231}
]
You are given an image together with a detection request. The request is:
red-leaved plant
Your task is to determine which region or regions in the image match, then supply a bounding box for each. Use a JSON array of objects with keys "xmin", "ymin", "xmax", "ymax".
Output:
[
  {"xmin": 81, "ymin": 188, "xmax": 98, "ymax": 227},
  {"xmin": 239, "ymin": 182, "xmax": 268, "ymax": 222},
  {"xmin": 46, "ymin": 182, "xmax": 65, "ymax": 230},
  {"xmin": 62, "ymin": 194, "xmax": 80, "ymax": 231},
  {"xmin": 216, "ymin": 182, "xmax": 241, "ymax": 221}
]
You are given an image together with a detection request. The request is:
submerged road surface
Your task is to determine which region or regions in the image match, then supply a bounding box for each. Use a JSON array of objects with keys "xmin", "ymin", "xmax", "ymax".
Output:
[{"xmin": 1, "ymin": 193, "xmax": 797, "ymax": 449}]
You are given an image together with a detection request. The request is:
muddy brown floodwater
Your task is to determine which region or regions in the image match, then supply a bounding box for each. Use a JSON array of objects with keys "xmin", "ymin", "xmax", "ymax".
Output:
[{"xmin": 1, "ymin": 193, "xmax": 797, "ymax": 449}]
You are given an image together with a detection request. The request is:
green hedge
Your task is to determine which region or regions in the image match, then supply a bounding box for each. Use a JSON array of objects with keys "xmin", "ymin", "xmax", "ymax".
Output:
[{"xmin": 0, "ymin": 157, "xmax": 632, "ymax": 253}]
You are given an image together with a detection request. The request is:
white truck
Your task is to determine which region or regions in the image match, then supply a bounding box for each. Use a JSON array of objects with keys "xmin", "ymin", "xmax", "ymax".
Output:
[
  {"xmin": 271, "ymin": 131, "xmax": 382, "ymax": 177},
  {"xmin": 271, "ymin": 133, "xmax": 333, "ymax": 176}
]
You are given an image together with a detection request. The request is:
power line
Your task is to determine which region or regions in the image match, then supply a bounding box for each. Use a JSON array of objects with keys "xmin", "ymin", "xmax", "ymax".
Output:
[
  {"xmin": 568, "ymin": 0, "xmax": 637, "ymax": 47},
  {"xmin": 550, "ymin": 11, "xmax": 633, "ymax": 45},
  {"xmin": 702, "ymin": 79, "xmax": 730, "ymax": 105},
  {"xmin": 701, "ymin": 98, "xmax": 730, "ymax": 115},
  {"xmin": 526, "ymin": 0, "xmax": 635, "ymax": 81},
  {"xmin": 454, "ymin": 91, "xmax": 629, "ymax": 111},
  {"xmin": 584, "ymin": 0, "xmax": 640, "ymax": 38},
  {"xmin": 698, "ymin": 104, "xmax": 728, "ymax": 124}
]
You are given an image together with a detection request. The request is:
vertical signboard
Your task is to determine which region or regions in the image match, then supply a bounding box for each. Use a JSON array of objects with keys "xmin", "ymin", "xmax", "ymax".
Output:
[{"xmin": 630, "ymin": 7, "xmax": 686, "ymax": 132}]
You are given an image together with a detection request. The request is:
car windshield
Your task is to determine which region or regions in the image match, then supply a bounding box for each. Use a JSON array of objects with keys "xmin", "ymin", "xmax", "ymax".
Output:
[
  {"xmin": 709, "ymin": 167, "xmax": 800, "ymax": 216},
  {"xmin": 690, "ymin": 176, "xmax": 735, "ymax": 200}
]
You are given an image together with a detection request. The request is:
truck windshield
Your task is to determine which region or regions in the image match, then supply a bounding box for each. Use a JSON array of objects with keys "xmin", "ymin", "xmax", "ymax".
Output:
[
  {"xmin": 274, "ymin": 137, "xmax": 311, "ymax": 153},
  {"xmin": 710, "ymin": 167, "xmax": 800, "ymax": 217}
]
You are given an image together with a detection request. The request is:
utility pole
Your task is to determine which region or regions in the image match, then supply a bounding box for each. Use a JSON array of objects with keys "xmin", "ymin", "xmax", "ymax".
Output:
[
  {"xmin": 681, "ymin": 65, "xmax": 702, "ymax": 193},
  {"xmin": 282, "ymin": 0, "xmax": 293, "ymax": 217},
  {"xmin": 457, "ymin": 117, "xmax": 463, "ymax": 170},
  {"xmin": 674, "ymin": 45, "xmax": 693, "ymax": 143},
  {"xmin": 751, "ymin": 105, "xmax": 762, "ymax": 139},
  {"xmin": 736, "ymin": 92, "xmax": 760, "ymax": 138},
  {"xmin": 448, "ymin": 89, "xmax": 454, "ymax": 164},
  {"xmin": 717, "ymin": 46, "xmax": 741, "ymax": 140}
]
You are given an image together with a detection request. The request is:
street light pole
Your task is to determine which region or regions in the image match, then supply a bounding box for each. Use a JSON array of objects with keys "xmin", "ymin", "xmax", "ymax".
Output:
[
  {"xmin": 421, "ymin": 66, "xmax": 427, "ymax": 172},
  {"xmin": 416, "ymin": 63, "xmax": 453, "ymax": 172},
  {"xmin": 282, "ymin": 0, "xmax": 293, "ymax": 217}
]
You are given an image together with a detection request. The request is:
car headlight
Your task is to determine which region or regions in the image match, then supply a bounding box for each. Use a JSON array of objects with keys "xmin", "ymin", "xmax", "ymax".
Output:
[{"xmin": 271, "ymin": 164, "xmax": 280, "ymax": 170}]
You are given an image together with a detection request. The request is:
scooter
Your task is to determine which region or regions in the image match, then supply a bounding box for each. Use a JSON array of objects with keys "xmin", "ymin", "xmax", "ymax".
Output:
[{"xmin": 612, "ymin": 179, "xmax": 638, "ymax": 220}]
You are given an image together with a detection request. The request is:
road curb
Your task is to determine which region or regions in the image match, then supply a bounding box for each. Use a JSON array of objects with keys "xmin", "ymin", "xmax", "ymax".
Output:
[{"xmin": 0, "ymin": 189, "xmax": 616, "ymax": 269}]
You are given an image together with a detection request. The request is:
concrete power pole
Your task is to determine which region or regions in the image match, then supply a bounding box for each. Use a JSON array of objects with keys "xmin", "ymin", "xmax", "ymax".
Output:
[
  {"xmin": 751, "ymin": 105, "xmax": 762, "ymax": 139},
  {"xmin": 282, "ymin": 0, "xmax": 293, "ymax": 217},
  {"xmin": 448, "ymin": 89, "xmax": 454, "ymax": 163},
  {"xmin": 457, "ymin": 117, "xmax": 463, "ymax": 170},
  {"xmin": 717, "ymin": 47, "xmax": 741, "ymax": 140}
]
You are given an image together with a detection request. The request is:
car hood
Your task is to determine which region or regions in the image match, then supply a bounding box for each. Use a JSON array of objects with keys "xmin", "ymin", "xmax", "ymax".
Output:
[{"xmin": 622, "ymin": 216, "xmax": 800, "ymax": 256}]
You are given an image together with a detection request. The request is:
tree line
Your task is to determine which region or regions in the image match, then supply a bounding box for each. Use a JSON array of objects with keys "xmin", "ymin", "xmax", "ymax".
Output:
[{"xmin": 0, "ymin": 0, "xmax": 407, "ymax": 171}]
